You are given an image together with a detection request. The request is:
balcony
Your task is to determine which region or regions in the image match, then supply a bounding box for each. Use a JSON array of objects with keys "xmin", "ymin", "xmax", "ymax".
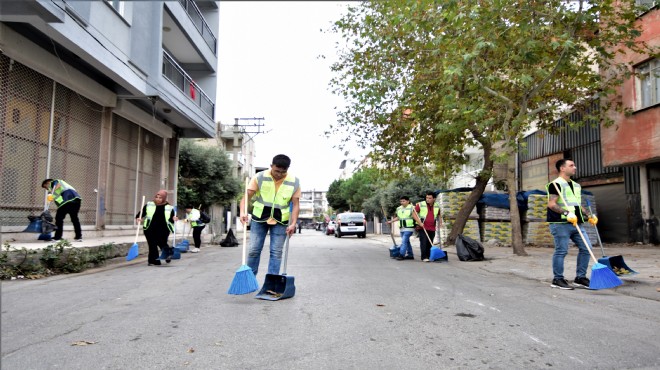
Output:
[
  {"xmin": 177, "ymin": 0, "xmax": 217, "ymax": 55},
  {"xmin": 162, "ymin": 51, "xmax": 214, "ymax": 119}
]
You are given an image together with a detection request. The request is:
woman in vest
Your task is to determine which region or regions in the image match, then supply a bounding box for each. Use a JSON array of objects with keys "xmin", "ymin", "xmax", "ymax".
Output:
[
  {"xmin": 184, "ymin": 206, "xmax": 205, "ymax": 253},
  {"xmin": 239, "ymin": 154, "xmax": 301, "ymax": 277},
  {"xmin": 136, "ymin": 189, "xmax": 177, "ymax": 266},
  {"xmin": 41, "ymin": 178, "xmax": 82, "ymax": 241}
]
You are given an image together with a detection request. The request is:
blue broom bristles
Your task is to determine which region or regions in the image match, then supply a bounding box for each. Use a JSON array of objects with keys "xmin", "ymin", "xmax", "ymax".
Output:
[
  {"xmin": 228, "ymin": 264, "xmax": 259, "ymax": 295},
  {"xmin": 589, "ymin": 262, "xmax": 623, "ymax": 290},
  {"xmin": 430, "ymin": 246, "xmax": 446, "ymax": 261},
  {"xmin": 126, "ymin": 243, "xmax": 139, "ymax": 261}
]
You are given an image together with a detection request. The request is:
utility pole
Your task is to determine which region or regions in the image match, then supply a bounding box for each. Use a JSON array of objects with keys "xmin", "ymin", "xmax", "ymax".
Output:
[{"xmin": 228, "ymin": 117, "xmax": 265, "ymax": 232}]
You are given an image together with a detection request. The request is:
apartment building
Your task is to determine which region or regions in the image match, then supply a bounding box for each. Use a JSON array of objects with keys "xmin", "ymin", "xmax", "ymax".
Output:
[{"xmin": 0, "ymin": 0, "xmax": 219, "ymax": 237}]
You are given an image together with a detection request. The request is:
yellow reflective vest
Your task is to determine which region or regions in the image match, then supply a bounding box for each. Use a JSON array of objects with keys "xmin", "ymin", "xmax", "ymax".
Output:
[
  {"xmin": 251, "ymin": 171, "xmax": 300, "ymax": 225},
  {"xmin": 417, "ymin": 201, "xmax": 440, "ymax": 221},
  {"xmin": 396, "ymin": 204, "xmax": 415, "ymax": 228},
  {"xmin": 142, "ymin": 202, "xmax": 174, "ymax": 232},
  {"xmin": 546, "ymin": 177, "xmax": 584, "ymax": 223}
]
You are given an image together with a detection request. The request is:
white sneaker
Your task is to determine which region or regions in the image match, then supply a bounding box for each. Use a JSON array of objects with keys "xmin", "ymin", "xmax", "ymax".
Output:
[
  {"xmin": 422, "ymin": 258, "xmax": 430, "ymax": 262},
  {"xmin": 190, "ymin": 248, "xmax": 200, "ymax": 253}
]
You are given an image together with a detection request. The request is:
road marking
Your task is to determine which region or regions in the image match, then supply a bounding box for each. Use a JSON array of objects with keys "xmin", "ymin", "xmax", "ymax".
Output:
[{"xmin": 466, "ymin": 299, "xmax": 501, "ymax": 312}]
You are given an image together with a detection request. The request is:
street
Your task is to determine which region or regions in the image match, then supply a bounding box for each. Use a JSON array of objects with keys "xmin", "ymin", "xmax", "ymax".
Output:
[{"xmin": 2, "ymin": 232, "xmax": 659, "ymax": 370}]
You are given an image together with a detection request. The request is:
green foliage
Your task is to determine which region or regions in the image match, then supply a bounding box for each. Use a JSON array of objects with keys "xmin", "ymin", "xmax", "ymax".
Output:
[
  {"xmin": 1, "ymin": 240, "xmax": 117, "ymax": 279},
  {"xmin": 328, "ymin": 0, "xmax": 654, "ymax": 176},
  {"xmin": 326, "ymin": 179, "xmax": 349, "ymax": 212},
  {"xmin": 177, "ymin": 140, "xmax": 242, "ymax": 209}
]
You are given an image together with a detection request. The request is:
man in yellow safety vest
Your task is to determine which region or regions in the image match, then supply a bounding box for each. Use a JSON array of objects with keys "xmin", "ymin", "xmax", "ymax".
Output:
[
  {"xmin": 546, "ymin": 158, "xmax": 598, "ymax": 290},
  {"xmin": 240, "ymin": 154, "xmax": 301, "ymax": 276},
  {"xmin": 41, "ymin": 178, "xmax": 82, "ymax": 241}
]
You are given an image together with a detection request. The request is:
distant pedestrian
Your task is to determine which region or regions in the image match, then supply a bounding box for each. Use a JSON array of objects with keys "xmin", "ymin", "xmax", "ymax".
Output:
[
  {"xmin": 298, "ymin": 221, "xmax": 302, "ymax": 234},
  {"xmin": 41, "ymin": 179, "xmax": 82, "ymax": 242},
  {"xmin": 415, "ymin": 191, "xmax": 444, "ymax": 262},
  {"xmin": 239, "ymin": 154, "xmax": 301, "ymax": 277},
  {"xmin": 547, "ymin": 159, "xmax": 598, "ymax": 289},
  {"xmin": 184, "ymin": 206, "xmax": 206, "ymax": 253},
  {"xmin": 136, "ymin": 190, "xmax": 177, "ymax": 266},
  {"xmin": 387, "ymin": 196, "xmax": 417, "ymax": 260}
]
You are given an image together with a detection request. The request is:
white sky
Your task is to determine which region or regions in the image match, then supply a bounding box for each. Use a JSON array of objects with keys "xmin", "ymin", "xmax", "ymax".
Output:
[{"xmin": 217, "ymin": 1, "xmax": 362, "ymax": 191}]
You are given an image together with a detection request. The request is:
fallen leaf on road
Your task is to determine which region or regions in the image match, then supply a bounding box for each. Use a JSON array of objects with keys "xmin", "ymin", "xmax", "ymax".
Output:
[
  {"xmin": 376, "ymin": 304, "xmax": 385, "ymax": 307},
  {"xmin": 187, "ymin": 347, "xmax": 195, "ymax": 353},
  {"xmin": 71, "ymin": 341, "xmax": 97, "ymax": 346},
  {"xmin": 656, "ymin": 288, "xmax": 660, "ymax": 292}
]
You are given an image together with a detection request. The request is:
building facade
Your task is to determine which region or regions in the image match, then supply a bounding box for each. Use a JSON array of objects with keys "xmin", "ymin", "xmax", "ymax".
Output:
[{"xmin": 0, "ymin": 0, "xmax": 218, "ymax": 238}]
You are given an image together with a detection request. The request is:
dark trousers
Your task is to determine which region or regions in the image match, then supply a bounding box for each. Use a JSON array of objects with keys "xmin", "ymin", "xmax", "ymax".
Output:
[
  {"xmin": 54, "ymin": 199, "xmax": 82, "ymax": 240},
  {"xmin": 419, "ymin": 230, "xmax": 435, "ymax": 260},
  {"xmin": 144, "ymin": 228, "xmax": 171, "ymax": 263},
  {"xmin": 192, "ymin": 225, "xmax": 205, "ymax": 248}
]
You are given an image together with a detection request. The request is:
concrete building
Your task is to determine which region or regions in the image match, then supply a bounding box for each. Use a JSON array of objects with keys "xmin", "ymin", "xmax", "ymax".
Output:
[
  {"xmin": 0, "ymin": 0, "xmax": 219, "ymax": 239},
  {"xmin": 300, "ymin": 189, "xmax": 328, "ymax": 224}
]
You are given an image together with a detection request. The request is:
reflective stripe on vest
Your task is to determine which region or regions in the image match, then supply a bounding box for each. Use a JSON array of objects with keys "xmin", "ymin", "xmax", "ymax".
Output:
[
  {"xmin": 417, "ymin": 202, "xmax": 440, "ymax": 221},
  {"xmin": 397, "ymin": 205, "xmax": 415, "ymax": 228},
  {"xmin": 49, "ymin": 179, "xmax": 81, "ymax": 207},
  {"xmin": 142, "ymin": 202, "xmax": 174, "ymax": 232},
  {"xmin": 252, "ymin": 171, "xmax": 300, "ymax": 225},
  {"xmin": 546, "ymin": 177, "xmax": 583, "ymax": 222}
]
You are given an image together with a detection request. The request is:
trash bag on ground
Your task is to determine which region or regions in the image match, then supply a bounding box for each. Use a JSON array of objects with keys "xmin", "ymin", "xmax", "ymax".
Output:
[
  {"xmin": 220, "ymin": 229, "xmax": 239, "ymax": 247},
  {"xmin": 455, "ymin": 233, "xmax": 485, "ymax": 261}
]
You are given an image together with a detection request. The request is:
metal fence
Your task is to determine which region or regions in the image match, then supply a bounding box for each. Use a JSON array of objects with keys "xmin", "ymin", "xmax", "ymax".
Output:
[
  {"xmin": 106, "ymin": 116, "xmax": 164, "ymax": 225},
  {"xmin": 0, "ymin": 53, "xmax": 101, "ymax": 226}
]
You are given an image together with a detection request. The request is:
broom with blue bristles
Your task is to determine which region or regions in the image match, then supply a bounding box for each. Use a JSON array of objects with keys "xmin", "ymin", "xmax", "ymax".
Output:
[
  {"xmin": 228, "ymin": 177, "xmax": 259, "ymax": 295},
  {"xmin": 552, "ymin": 182, "xmax": 622, "ymax": 290}
]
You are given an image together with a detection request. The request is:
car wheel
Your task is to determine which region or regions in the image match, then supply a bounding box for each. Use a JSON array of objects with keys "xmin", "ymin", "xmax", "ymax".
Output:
[
  {"xmin": 337, "ymin": 231, "xmax": 342, "ymax": 238},
  {"xmin": 361, "ymin": 232, "xmax": 367, "ymax": 238}
]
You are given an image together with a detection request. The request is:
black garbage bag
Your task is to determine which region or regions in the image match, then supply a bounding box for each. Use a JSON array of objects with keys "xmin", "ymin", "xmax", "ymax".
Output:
[
  {"xmin": 220, "ymin": 229, "xmax": 239, "ymax": 247},
  {"xmin": 25, "ymin": 211, "xmax": 57, "ymax": 233},
  {"xmin": 455, "ymin": 234, "xmax": 485, "ymax": 261}
]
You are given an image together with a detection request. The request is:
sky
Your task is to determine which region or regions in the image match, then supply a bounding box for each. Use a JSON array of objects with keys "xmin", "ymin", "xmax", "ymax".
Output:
[{"xmin": 217, "ymin": 1, "xmax": 363, "ymax": 191}]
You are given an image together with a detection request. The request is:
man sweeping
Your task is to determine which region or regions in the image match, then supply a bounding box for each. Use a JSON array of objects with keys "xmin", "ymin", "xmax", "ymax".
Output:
[
  {"xmin": 239, "ymin": 154, "xmax": 301, "ymax": 277},
  {"xmin": 546, "ymin": 159, "xmax": 598, "ymax": 290}
]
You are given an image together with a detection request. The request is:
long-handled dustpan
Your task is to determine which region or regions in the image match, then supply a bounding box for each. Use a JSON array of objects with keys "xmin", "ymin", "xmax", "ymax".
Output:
[
  {"xmin": 586, "ymin": 200, "xmax": 637, "ymax": 276},
  {"xmin": 255, "ymin": 235, "xmax": 295, "ymax": 301}
]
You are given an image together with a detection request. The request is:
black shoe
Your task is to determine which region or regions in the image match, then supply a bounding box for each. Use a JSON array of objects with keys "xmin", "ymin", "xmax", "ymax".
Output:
[
  {"xmin": 573, "ymin": 277, "xmax": 590, "ymax": 289},
  {"xmin": 148, "ymin": 260, "xmax": 162, "ymax": 266},
  {"xmin": 403, "ymin": 255, "xmax": 414, "ymax": 260},
  {"xmin": 395, "ymin": 256, "xmax": 404, "ymax": 261},
  {"xmin": 551, "ymin": 278, "xmax": 574, "ymax": 290}
]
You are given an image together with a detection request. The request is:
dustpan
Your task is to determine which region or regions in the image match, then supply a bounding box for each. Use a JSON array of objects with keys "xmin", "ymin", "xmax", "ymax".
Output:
[
  {"xmin": 255, "ymin": 235, "xmax": 295, "ymax": 300},
  {"xmin": 587, "ymin": 200, "xmax": 637, "ymax": 276}
]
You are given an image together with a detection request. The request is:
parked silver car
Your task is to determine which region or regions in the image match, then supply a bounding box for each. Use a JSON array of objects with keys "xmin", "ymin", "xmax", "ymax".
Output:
[{"xmin": 334, "ymin": 212, "xmax": 367, "ymax": 238}]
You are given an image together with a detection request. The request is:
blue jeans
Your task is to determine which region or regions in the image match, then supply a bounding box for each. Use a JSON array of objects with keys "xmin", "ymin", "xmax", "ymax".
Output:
[
  {"xmin": 399, "ymin": 231, "xmax": 414, "ymax": 258},
  {"xmin": 247, "ymin": 221, "xmax": 287, "ymax": 276},
  {"xmin": 549, "ymin": 223, "xmax": 591, "ymax": 280}
]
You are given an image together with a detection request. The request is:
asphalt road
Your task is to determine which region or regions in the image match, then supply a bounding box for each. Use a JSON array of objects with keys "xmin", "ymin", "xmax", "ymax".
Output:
[{"xmin": 2, "ymin": 232, "xmax": 659, "ymax": 369}]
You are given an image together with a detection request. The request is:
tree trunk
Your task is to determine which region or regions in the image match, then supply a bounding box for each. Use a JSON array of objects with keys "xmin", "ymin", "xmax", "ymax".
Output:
[
  {"xmin": 506, "ymin": 154, "xmax": 527, "ymax": 256},
  {"xmin": 447, "ymin": 145, "xmax": 494, "ymax": 246}
]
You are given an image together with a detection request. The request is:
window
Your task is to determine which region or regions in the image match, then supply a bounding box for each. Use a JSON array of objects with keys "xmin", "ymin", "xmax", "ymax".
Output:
[
  {"xmin": 106, "ymin": 0, "xmax": 125, "ymax": 16},
  {"xmin": 637, "ymin": 58, "xmax": 660, "ymax": 110}
]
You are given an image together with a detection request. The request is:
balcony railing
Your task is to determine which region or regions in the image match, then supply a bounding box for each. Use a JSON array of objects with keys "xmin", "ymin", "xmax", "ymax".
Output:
[
  {"xmin": 178, "ymin": 0, "xmax": 217, "ymax": 55},
  {"xmin": 162, "ymin": 51, "xmax": 214, "ymax": 119}
]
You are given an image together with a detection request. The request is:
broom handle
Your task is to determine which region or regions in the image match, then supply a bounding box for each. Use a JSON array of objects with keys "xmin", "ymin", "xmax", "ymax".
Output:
[
  {"xmin": 381, "ymin": 205, "xmax": 397, "ymax": 245},
  {"xmin": 281, "ymin": 234, "xmax": 291, "ymax": 275},
  {"xmin": 242, "ymin": 177, "xmax": 249, "ymax": 265},
  {"xmin": 134, "ymin": 196, "xmax": 145, "ymax": 243},
  {"xmin": 551, "ymin": 182, "xmax": 599, "ymax": 264},
  {"xmin": 412, "ymin": 207, "xmax": 435, "ymax": 246},
  {"xmin": 586, "ymin": 201, "xmax": 606, "ymax": 258}
]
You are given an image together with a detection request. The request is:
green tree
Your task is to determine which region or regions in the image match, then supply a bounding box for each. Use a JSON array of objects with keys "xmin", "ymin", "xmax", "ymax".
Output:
[
  {"xmin": 177, "ymin": 140, "xmax": 241, "ymax": 210},
  {"xmin": 339, "ymin": 168, "xmax": 379, "ymax": 212},
  {"xmin": 329, "ymin": 0, "xmax": 654, "ymax": 255},
  {"xmin": 326, "ymin": 179, "xmax": 349, "ymax": 212}
]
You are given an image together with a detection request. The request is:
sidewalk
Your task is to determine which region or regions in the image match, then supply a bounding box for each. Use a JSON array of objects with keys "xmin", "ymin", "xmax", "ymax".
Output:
[
  {"xmin": 368, "ymin": 234, "xmax": 660, "ymax": 301},
  {"xmin": 4, "ymin": 232, "xmax": 660, "ymax": 301}
]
